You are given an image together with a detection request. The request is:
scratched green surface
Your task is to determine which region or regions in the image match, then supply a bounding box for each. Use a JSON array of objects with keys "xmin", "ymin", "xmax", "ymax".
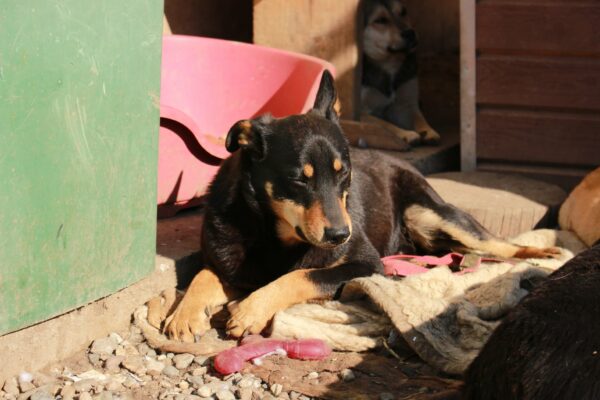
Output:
[{"xmin": 0, "ymin": 1, "xmax": 163, "ymax": 334}]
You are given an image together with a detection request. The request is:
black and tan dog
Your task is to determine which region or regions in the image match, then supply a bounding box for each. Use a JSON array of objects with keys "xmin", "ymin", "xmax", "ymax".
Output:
[
  {"xmin": 362, "ymin": 0, "xmax": 440, "ymax": 145},
  {"xmin": 164, "ymin": 71, "xmax": 558, "ymax": 342}
]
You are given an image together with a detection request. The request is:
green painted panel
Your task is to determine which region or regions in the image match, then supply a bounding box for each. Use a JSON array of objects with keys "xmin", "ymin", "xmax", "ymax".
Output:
[{"xmin": 0, "ymin": 1, "xmax": 163, "ymax": 334}]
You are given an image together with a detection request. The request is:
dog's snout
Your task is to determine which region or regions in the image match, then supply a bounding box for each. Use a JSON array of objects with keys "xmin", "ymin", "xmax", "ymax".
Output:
[{"xmin": 323, "ymin": 226, "xmax": 351, "ymax": 245}]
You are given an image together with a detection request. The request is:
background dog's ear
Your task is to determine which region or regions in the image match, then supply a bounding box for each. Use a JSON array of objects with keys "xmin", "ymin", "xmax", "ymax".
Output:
[
  {"xmin": 313, "ymin": 70, "xmax": 339, "ymax": 121},
  {"xmin": 225, "ymin": 119, "xmax": 267, "ymax": 160}
]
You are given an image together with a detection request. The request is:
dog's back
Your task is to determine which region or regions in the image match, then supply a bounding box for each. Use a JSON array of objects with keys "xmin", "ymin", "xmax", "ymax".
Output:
[{"xmin": 463, "ymin": 245, "xmax": 600, "ymax": 400}]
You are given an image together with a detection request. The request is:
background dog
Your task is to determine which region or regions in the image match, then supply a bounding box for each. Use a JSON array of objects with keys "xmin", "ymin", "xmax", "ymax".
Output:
[
  {"xmin": 362, "ymin": 0, "xmax": 440, "ymax": 146},
  {"xmin": 162, "ymin": 71, "xmax": 558, "ymax": 343},
  {"xmin": 463, "ymin": 244, "xmax": 600, "ymax": 400}
]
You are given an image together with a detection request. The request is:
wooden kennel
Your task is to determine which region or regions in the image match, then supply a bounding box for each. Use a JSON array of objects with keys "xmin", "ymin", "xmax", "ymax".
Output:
[{"xmin": 461, "ymin": 0, "xmax": 600, "ymax": 189}]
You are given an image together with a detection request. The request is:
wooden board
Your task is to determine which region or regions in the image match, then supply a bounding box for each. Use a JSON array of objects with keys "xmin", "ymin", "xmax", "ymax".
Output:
[
  {"xmin": 477, "ymin": 108, "xmax": 600, "ymax": 167},
  {"xmin": 477, "ymin": 56, "xmax": 600, "ymax": 110},
  {"xmin": 164, "ymin": 0, "xmax": 252, "ymax": 42},
  {"xmin": 477, "ymin": 3, "xmax": 600, "ymax": 55},
  {"xmin": 427, "ymin": 172, "xmax": 566, "ymax": 238},
  {"xmin": 460, "ymin": 0, "xmax": 477, "ymax": 171},
  {"xmin": 466, "ymin": 0, "xmax": 600, "ymax": 187},
  {"xmin": 253, "ymin": 0, "xmax": 360, "ymax": 119}
]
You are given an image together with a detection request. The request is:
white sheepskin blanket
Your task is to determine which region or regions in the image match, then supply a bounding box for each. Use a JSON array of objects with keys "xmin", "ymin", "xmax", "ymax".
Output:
[{"xmin": 270, "ymin": 230, "xmax": 587, "ymax": 375}]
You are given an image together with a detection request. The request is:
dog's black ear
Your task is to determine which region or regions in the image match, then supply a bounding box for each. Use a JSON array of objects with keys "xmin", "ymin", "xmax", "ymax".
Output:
[
  {"xmin": 225, "ymin": 119, "xmax": 267, "ymax": 160},
  {"xmin": 313, "ymin": 70, "xmax": 340, "ymax": 121}
]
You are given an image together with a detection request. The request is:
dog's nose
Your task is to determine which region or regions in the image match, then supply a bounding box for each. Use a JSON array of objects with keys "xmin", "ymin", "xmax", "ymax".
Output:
[
  {"xmin": 402, "ymin": 29, "xmax": 417, "ymax": 46},
  {"xmin": 323, "ymin": 226, "xmax": 351, "ymax": 245}
]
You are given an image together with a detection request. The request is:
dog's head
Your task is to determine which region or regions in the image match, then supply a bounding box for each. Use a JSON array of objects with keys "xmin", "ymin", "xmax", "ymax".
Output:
[
  {"xmin": 363, "ymin": 0, "xmax": 417, "ymax": 64},
  {"xmin": 226, "ymin": 71, "xmax": 352, "ymax": 249}
]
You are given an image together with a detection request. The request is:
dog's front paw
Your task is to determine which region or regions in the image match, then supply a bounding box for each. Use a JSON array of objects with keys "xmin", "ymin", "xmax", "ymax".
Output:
[
  {"xmin": 396, "ymin": 129, "xmax": 422, "ymax": 146},
  {"xmin": 164, "ymin": 295, "xmax": 212, "ymax": 342},
  {"xmin": 226, "ymin": 295, "xmax": 273, "ymax": 338},
  {"xmin": 420, "ymin": 128, "xmax": 441, "ymax": 145}
]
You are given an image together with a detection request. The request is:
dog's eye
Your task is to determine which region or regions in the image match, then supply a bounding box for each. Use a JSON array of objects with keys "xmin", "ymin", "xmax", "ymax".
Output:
[
  {"xmin": 373, "ymin": 17, "xmax": 390, "ymax": 25},
  {"xmin": 401, "ymin": 8, "xmax": 408, "ymax": 17},
  {"xmin": 338, "ymin": 168, "xmax": 351, "ymax": 180}
]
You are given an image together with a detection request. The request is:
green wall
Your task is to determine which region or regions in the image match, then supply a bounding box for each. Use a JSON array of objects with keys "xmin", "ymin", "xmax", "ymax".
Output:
[{"xmin": 0, "ymin": 1, "xmax": 163, "ymax": 334}]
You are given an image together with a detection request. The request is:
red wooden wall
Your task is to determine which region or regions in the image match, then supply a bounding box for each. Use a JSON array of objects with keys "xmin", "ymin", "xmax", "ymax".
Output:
[{"xmin": 475, "ymin": 0, "xmax": 600, "ymax": 189}]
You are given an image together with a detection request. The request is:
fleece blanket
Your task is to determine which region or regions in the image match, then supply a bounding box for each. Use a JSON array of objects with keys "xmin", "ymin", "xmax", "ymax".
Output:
[
  {"xmin": 141, "ymin": 229, "xmax": 586, "ymax": 375},
  {"xmin": 269, "ymin": 229, "xmax": 587, "ymax": 374}
]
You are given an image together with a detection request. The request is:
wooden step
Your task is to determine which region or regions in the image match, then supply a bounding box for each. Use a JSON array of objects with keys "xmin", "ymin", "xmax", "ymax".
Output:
[{"xmin": 427, "ymin": 171, "xmax": 567, "ymax": 238}]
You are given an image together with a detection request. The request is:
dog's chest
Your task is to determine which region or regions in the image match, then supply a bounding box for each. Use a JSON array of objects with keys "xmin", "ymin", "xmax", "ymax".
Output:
[{"xmin": 361, "ymin": 54, "xmax": 418, "ymax": 113}]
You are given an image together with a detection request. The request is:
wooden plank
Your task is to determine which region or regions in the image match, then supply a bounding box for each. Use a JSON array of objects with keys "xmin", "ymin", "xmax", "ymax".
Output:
[
  {"xmin": 477, "ymin": 108, "xmax": 600, "ymax": 167},
  {"xmin": 460, "ymin": 0, "xmax": 477, "ymax": 171},
  {"xmin": 477, "ymin": 3, "xmax": 600, "ymax": 55},
  {"xmin": 477, "ymin": 56, "xmax": 600, "ymax": 110},
  {"xmin": 253, "ymin": 0, "xmax": 360, "ymax": 119}
]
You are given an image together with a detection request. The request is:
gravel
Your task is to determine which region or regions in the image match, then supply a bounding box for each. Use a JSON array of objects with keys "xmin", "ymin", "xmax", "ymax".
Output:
[
  {"xmin": 270, "ymin": 383, "xmax": 283, "ymax": 396},
  {"xmin": 0, "ymin": 326, "xmax": 324, "ymax": 400},
  {"xmin": 90, "ymin": 337, "xmax": 118, "ymax": 356},
  {"xmin": 306, "ymin": 372, "xmax": 319, "ymax": 380},
  {"xmin": 173, "ymin": 354, "xmax": 195, "ymax": 370},
  {"xmin": 196, "ymin": 384, "xmax": 212, "ymax": 397},
  {"xmin": 340, "ymin": 368, "xmax": 356, "ymax": 382}
]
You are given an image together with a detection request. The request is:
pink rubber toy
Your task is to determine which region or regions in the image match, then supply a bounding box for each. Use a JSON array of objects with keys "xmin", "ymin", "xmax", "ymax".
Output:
[
  {"xmin": 214, "ymin": 336, "xmax": 331, "ymax": 375},
  {"xmin": 158, "ymin": 36, "xmax": 335, "ymax": 214}
]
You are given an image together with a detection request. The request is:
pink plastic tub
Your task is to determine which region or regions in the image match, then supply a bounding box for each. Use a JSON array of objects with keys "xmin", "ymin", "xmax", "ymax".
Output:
[{"xmin": 158, "ymin": 35, "xmax": 335, "ymax": 216}]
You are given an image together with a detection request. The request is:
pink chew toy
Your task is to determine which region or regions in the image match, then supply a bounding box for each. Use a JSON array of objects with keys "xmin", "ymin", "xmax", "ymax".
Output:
[{"xmin": 214, "ymin": 336, "xmax": 331, "ymax": 375}]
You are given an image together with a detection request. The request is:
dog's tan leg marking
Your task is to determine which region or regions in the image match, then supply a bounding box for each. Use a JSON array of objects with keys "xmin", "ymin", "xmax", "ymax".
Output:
[
  {"xmin": 414, "ymin": 109, "xmax": 441, "ymax": 145},
  {"xmin": 226, "ymin": 269, "xmax": 322, "ymax": 337},
  {"xmin": 165, "ymin": 268, "xmax": 242, "ymax": 342},
  {"xmin": 404, "ymin": 205, "xmax": 561, "ymax": 259}
]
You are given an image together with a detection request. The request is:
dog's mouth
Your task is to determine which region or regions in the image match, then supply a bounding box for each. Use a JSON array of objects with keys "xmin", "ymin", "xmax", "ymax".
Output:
[{"xmin": 295, "ymin": 226, "xmax": 308, "ymax": 242}]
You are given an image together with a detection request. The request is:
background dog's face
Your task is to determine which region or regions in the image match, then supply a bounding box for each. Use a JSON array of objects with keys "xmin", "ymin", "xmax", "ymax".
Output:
[
  {"xmin": 226, "ymin": 72, "xmax": 353, "ymax": 248},
  {"xmin": 363, "ymin": 0, "xmax": 417, "ymax": 64}
]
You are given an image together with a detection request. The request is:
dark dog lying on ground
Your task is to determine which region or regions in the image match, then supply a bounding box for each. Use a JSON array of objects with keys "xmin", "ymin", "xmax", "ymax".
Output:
[
  {"xmin": 163, "ymin": 71, "xmax": 559, "ymax": 342},
  {"xmin": 463, "ymin": 244, "xmax": 600, "ymax": 400},
  {"xmin": 361, "ymin": 0, "xmax": 440, "ymax": 146}
]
